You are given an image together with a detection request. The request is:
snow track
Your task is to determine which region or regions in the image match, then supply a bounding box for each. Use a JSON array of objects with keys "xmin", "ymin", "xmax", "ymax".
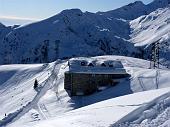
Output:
[
  {"xmin": 0, "ymin": 61, "xmax": 62, "ymax": 127},
  {"xmin": 37, "ymin": 62, "xmax": 64, "ymax": 119},
  {"xmin": 38, "ymin": 103, "xmax": 49, "ymax": 119}
]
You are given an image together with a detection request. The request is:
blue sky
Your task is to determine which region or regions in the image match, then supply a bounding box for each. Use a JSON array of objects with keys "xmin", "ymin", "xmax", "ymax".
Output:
[{"xmin": 0, "ymin": 0, "xmax": 153, "ymax": 25}]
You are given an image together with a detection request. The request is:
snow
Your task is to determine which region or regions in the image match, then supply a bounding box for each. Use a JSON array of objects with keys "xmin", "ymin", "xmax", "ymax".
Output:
[
  {"xmin": 33, "ymin": 88, "xmax": 170, "ymax": 127},
  {"xmin": 68, "ymin": 57, "xmax": 126, "ymax": 74},
  {"xmin": 129, "ymin": 6, "xmax": 170, "ymax": 67},
  {"xmin": 113, "ymin": 92, "xmax": 170, "ymax": 127},
  {"xmin": 1, "ymin": 0, "xmax": 170, "ymax": 126},
  {"xmin": 0, "ymin": 61, "xmax": 60, "ymax": 126},
  {"xmin": 53, "ymin": 20, "xmax": 59, "ymax": 24},
  {"xmin": 130, "ymin": 7, "xmax": 170, "ymax": 46},
  {"xmin": 0, "ymin": 55, "xmax": 170, "ymax": 127}
]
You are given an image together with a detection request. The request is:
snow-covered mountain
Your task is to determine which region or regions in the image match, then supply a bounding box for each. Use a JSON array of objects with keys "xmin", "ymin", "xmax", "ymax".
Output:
[
  {"xmin": 98, "ymin": 1, "xmax": 147, "ymax": 20},
  {"xmin": 99, "ymin": 0, "xmax": 170, "ymax": 20},
  {"xmin": 130, "ymin": 7, "xmax": 170, "ymax": 67},
  {"xmin": 0, "ymin": 9, "xmax": 136, "ymax": 64},
  {"xmin": 0, "ymin": 0, "xmax": 170, "ymax": 66}
]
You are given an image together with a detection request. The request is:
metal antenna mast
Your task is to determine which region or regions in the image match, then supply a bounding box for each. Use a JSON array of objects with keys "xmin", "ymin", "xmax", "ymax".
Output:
[{"xmin": 150, "ymin": 40, "xmax": 160, "ymax": 69}]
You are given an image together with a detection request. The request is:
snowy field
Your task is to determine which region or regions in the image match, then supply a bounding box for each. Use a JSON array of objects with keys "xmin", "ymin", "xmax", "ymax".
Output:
[{"xmin": 0, "ymin": 55, "xmax": 170, "ymax": 127}]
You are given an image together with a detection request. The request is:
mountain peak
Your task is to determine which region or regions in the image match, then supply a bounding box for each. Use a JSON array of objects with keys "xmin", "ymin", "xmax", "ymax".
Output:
[
  {"xmin": 126, "ymin": 1, "xmax": 145, "ymax": 6},
  {"xmin": 60, "ymin": 9, "xmax": 83, "ymax": 16},
  {"xmin": 97, "ymin": 1, "xmax": 146, "ymax": 20}
]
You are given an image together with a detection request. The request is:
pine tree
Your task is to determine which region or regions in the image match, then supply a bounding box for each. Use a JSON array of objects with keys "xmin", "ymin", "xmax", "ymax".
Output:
[{"xmin": 34, "ymin": 79, "xmax": 38, "ymax": 89}]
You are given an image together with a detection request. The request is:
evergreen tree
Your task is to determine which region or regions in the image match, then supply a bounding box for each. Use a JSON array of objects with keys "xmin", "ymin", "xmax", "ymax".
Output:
[{"xmin": 34, "ymin": 79, "xmax": 38, "ymax": 89}]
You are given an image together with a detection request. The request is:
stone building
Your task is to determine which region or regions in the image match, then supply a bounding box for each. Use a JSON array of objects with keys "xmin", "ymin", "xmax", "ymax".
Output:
[{"xmin": 64, "ymin": 59, "xmax": 130, "ymax": 96}]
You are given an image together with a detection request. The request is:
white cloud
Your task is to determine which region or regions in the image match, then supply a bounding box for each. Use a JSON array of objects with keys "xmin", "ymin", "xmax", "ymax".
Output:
[
  {"xmin": 0, "ymin": 15, "xmax": 39, "ymax": 26},
  {"xmin": 0, "ymin": 15, "xmax": 38, "ymax": 21}
]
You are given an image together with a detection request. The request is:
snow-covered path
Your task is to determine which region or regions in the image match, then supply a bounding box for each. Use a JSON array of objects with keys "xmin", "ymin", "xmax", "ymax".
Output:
[{"xmin": 37, "ymin": 62, "xmax": 63, "ymax": 120}]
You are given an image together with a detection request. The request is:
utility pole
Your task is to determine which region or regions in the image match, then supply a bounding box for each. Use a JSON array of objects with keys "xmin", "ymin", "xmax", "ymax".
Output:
[{"xmin": 150, "ymin": 40, "xmax": 160, "ymax": 69}]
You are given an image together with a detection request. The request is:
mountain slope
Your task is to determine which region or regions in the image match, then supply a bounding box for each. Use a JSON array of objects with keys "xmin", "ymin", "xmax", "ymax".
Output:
[
  {"xmin": 130, "ymin": 6, "xmax": 170, "ymax": 67},
  {"xmin": 98, "ymin": 1, "xmax": 147, "ymax": 20},
  {"xmin": 0, "ymin": 0, "xmax": 170, "ymax": 66},
  {"xmin": 0, "ymin": 9, "xmax": 136, "ymax": 64},
  {"xmin": 98, "ymin": 0, "xmax": 170, "ymax": 20}
]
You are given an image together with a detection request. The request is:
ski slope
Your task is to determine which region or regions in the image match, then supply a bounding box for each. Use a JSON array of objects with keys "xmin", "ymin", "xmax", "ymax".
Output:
[
  {"xmin": 0, "ymin": 55, "xmax": 170, "ymax": 127},
  {"xmin": 33, "ymin": 88, "xmax": 170, "ymax": 127},
  {"xmin": 0, "ymin": 60, "xmax": 62, "ymax": 126}
]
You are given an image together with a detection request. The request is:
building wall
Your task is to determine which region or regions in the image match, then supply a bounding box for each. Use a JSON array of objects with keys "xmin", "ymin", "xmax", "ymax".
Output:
[
  {"xmin": 64, "ymin": 73, "xmax": 72, "ymax": 90},
  {"xmin": 64, "ymin": 72, "xmax": 129, "ymax": 96},
  {"xmin": 72, "ymin": 73, "xmax": 97, "ymax": 95}
]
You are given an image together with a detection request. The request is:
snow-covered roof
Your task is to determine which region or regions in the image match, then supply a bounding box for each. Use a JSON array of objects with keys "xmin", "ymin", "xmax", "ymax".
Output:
[{"xmin": 67, "ymin": 58, "xmax": 127, "ymax": 74}]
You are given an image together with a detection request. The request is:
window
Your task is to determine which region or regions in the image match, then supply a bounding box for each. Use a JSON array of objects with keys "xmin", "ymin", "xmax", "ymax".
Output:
[
  {"xmin": 81, "ymin": 61, "xmax": 86, "ymax": 66},
  {"xmin": 109, "ymin": 64, "xmax": 113, "ymax": 67},
  {"xmin": 88, "ymin": 63, "xmax": 94, "ymax": 67},
  {"xmin": 101, "ymin": 63, "xmax": 107, "ymax": 67}
]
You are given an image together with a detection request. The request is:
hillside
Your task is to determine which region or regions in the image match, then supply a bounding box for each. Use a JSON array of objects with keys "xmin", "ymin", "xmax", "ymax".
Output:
[{"xmin": 0, "ymin": 55, "xmax": 170, "ymax": 127}]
